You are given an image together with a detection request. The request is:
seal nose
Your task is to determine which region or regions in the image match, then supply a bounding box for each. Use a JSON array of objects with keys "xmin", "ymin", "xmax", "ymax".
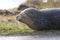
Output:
[
  {"xmin": 16, "ymin": 15, "xmax": 22, "ymax": 22},
  {"xmin": 16, "ymin": 16, "xmax": 19, "ymax": 21}
]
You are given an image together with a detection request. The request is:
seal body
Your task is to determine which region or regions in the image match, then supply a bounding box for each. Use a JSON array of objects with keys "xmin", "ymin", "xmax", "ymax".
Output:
[{"xmin": 16, "ymin": 8, "xmax": 60, "ymax": 30}]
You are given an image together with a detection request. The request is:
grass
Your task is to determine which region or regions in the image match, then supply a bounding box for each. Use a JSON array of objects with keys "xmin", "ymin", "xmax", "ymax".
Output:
[
  {"xmin": 0, "ymin": 21, "xmax": 33, "ymax": 35},
  {"xmin": 0, "ymin": 15, "xmax": 33, "ymax": 35}
]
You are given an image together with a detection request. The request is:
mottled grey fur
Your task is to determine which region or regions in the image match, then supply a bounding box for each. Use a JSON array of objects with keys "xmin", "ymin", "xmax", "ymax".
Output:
[{"xmin": 16, "ymin": 8, "xmax": 60, "ymax": 31}]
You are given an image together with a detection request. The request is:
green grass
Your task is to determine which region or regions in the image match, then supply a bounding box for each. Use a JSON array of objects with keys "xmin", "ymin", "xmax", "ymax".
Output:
[
  {"xmin": 0, "ymin": 20, "xmax": 33, "ymax": 35},
  {"xmin": 0, "ymin": 15, "xmax": 33, "ymax": 35}
]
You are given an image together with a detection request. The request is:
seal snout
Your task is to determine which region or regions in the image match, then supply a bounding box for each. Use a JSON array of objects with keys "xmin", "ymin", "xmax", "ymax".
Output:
[
  {"xmin": 16, "ymin": 15, "xmax": 23, "ymax": 23},
  {"xmin": 16, "ymin": 15, "xmax": 20, "ymax": 21}
]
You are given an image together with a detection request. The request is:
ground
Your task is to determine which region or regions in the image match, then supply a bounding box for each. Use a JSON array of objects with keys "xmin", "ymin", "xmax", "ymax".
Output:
[{"xmin": 0, "ymin": 15, "xmax": 33, "ymax": 35}]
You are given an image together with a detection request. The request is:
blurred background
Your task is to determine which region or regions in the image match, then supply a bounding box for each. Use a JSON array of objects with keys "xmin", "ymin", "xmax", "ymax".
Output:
[
  {"xmin": 0, "ymin": 0, "xmax": 60, "ymax": 16},
  {"xmin": 0, "ymin": 0, "xmax": 60, "ymax": 35}
]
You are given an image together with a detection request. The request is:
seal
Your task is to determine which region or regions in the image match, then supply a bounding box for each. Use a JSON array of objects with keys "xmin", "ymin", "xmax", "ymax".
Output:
[{"xmin": 16, "ymin": 8, "xmax": 60, "ymax": 31}]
